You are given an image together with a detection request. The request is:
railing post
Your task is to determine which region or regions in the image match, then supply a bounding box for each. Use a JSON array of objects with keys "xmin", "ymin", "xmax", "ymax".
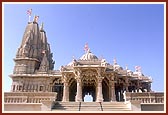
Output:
[
  {"xmin": 99, "ymin": 102, "xmax": 103, "ymax": 111},
  {"xmin": 78, "ymin": 102, "xmax": 81, "ymax": 111}
]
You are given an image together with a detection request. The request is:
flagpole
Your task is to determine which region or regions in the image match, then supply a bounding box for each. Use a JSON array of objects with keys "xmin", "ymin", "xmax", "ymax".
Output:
[
  {"xmin": 27, "ymin": 9, "xmax": 32, "ymax": 23},
  {"xmin": 28, "ymin": 15, "xmax": 31, "ymax": 22}
]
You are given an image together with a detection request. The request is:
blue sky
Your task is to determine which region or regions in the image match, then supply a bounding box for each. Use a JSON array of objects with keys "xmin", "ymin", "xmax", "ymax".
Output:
[{"xmin": 3, "ymin": 3, "xmax": 165, "ymax": 92}]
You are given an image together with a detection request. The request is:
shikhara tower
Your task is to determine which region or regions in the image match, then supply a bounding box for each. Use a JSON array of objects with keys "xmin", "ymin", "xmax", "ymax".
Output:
[
  {"xmin": 14, "ymin": 21, "xmax": 54, "ymax": 75},
  {"xmin": 4, "ymin": 18, "xmax": 164, "ymax": 112}
]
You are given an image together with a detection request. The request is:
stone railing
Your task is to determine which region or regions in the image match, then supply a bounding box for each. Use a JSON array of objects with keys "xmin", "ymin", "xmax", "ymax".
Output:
[
  {"xmin": 125, "ymin": 92, "xmax": 164, "ymax": 103},
  {"xmin": 4, "ymin": 92, "xmax": 57, "ymax": 103}
]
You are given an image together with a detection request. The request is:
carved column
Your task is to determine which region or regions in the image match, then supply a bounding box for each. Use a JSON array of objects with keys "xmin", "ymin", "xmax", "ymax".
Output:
[
  {"xmin": 147, "ymin": 83, "xmax": 151, "ymax": 92},
  {"xmin": 96, "ymin": 77, "xmax": 104, "ymax": 102},
  {"xmin": 109, "ymin": 81, "xmax": 116, "ymax": 101},
  {"xmin": 62, "ymin": 82, "xmax": 69, "ymax": 102},
  {"xmin": 137, "ymin": 80, "xmax": 140, "ymax": 92},
  {"xmin": 76, "ymin": 78, "xmax": 82, "ymax": 102},
  {"xmin": 11, "ymin": 82, "xmax": 15, "ymax": 92},
  {"xmin": 125, "ymin": 77, "xmax": 129, "ymax": 92}
]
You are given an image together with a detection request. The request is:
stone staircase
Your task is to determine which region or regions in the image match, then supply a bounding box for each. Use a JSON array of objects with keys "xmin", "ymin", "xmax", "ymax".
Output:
[
  {"xmin": 101, "ymin": 102, "xmax": 131, "ymax": 111},
  {"xmin": 80, "ymin": 102, "xmax": 103, "ymax": 111},
  {"xmin": 51, "ymin": 102, "xmax": 80, "ymax": 111},
  {"xmin": 51, "ymin": 101, "xmax": 132, "ymax": 111}
]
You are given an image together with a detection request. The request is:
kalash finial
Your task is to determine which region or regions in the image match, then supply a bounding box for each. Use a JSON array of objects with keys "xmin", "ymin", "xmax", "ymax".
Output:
[
  {"xmin": 87, "ymin": 48, "xmax": 91, "ymax": 53},
  {"xmin": 84, "ymin": 43, "xmax": 89, "ymax": 53},
  {"xmin": 125, "ymin": 64, "xmax": 128, "ymax": 70},
  {"xmin": 113, "ymin": 58, "xmax": 117, "ymax": 65}
]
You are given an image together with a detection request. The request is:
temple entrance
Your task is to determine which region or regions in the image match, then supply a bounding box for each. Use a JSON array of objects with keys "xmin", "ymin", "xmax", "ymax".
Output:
[
  {"xmin": 82, "ymin": 73, "xmax": 97, "ymax": 102},
  {"xmin": 52, "ymin": 78, "xmax": 63, "ymax": 101},
  {"xmin": 115, "ymin": 83, "xmax": 124, "ymax": 101},
  {"xmin": 82, "ymin": 85, "xmax": 96, "ymax": 102},
  {"xmin": 84, "ymin": 93, "xmax": 93, "ymax": 102},
  {"xmin": 52, "ymin": 83, "xmax": 63, "ymax": 101}
]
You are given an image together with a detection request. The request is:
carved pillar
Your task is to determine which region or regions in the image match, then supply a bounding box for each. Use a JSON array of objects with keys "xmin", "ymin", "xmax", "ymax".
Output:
[
  {"xmin": 96, "ymin": 77, "xmax": 104, "ymax": 102},
  {"xmin": 137, "ymin": 80, "xmax": 140, "ymax": 92},
  {"xmin": 147, "ymin": 83, "xmax": 151, "ymax": 92},
  {"xmin": 62, "ymin": 82, "xmax": 69, "ymax": 102},
  {"xmin": 11, "ymin": 82, "xmax": 15, "ymax": 92},
  {"xmin": 49, "ymin": 85, "xmax": 52, "ymax": 92},
  {"xmin": 76, "ymin": 78, "xmax": 82, "ymax": 102},
  {"xmin": 109, "ymin": 81, "xmax": 116, "ymax": 101},
  {"xmin": 16, "ymin": 84, "xmax": 18, "ymax": 91},
  {"xmin": 125, "ymin": 77, "xmax": 129, "ymax": 92}
]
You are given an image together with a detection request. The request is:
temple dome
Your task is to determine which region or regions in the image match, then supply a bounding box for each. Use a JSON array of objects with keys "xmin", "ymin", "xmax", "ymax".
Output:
[{"xmin": 80, "ymin": 49, "xmax": 98, "ymax": 60}]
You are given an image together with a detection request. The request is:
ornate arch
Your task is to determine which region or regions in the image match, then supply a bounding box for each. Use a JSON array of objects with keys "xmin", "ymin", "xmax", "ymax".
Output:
[{"xmin": 81, "ymin": 69, "xmax": 98, "ymax": 101}]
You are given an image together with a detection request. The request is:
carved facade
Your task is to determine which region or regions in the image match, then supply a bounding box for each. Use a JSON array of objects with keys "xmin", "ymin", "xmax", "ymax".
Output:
[{"xmin": 4, "ymin": 20, "xmax": 164, "ymax": 111}]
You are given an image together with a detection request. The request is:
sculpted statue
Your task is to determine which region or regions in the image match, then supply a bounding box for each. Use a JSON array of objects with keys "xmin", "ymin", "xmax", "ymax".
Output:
[
  {"xmin": 73, "ymin": 59, "xmax": 77, "ymax": 66},
  {"xmin": 101, "ymin": 59, "xmax": 107, "ymax": 66}
]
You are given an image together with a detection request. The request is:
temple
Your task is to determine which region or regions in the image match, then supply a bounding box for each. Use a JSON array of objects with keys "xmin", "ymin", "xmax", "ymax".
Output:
[{"xmin": 4, "ymin": 19, "xmax": 164, "ymax": 112}]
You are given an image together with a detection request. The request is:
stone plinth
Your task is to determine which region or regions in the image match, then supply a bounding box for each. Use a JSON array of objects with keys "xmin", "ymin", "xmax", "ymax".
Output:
[{"xmin": 41, "ymin": 100, "xmax": 54, "ymax": 111}]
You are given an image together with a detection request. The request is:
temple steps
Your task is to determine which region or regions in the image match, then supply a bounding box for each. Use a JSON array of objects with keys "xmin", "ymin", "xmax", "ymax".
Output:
[
  {"xmin": 51, "ymin": 102, "xmax": 80, "ymax": 111},
  {"xmin": 100, "ymin": 102, "xmax": 131, "ymax": 111},
  {"xmin": 51, "ymin": 101, "xmax": 132, "ymax": 111}
]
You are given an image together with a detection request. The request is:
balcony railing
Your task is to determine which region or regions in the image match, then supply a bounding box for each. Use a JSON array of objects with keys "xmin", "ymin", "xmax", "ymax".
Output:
[
  {"xmin": 125, "ymin": 92, "xmax": 164, "ymax": 103},
  {"xmin": 4, "ymin": 92, "xmax": 57, "ymax": 103}
]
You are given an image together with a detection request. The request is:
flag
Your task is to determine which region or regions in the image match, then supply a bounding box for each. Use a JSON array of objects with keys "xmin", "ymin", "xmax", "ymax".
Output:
[
  {"xmin": 27, "ymin": 9, "xmax": 32, "ymax": 16},
  {"xmin": 135, "ymin": 66, "xmax": 139, "ymax": 70},
  {"xmin": 135, "ymin": 66, "xmax": 141, "ymax": 72},
  {"xmin": 138, "ymin": 66, "xmax": 141, "ymax": 72},
  {"xmin": 84, "ymin": 43, "xmax": 89, "ymax": 52}
]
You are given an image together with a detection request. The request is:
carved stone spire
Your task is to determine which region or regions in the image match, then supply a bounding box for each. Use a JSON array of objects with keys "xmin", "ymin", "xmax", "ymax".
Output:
[
  {"xmin": 39, "ymin": 52, "xmax": 49, "ymax": 72},
  {"xmin": 16, "ymin": 22, "xmax": 41, "ymax": 59},
  {"xmin": 39, "ymin": 24, "xmax": 55, "ymax": 70},
  {"xmin": 13, "ymin": 20, "xmax": 55, "ymax": 74}
]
